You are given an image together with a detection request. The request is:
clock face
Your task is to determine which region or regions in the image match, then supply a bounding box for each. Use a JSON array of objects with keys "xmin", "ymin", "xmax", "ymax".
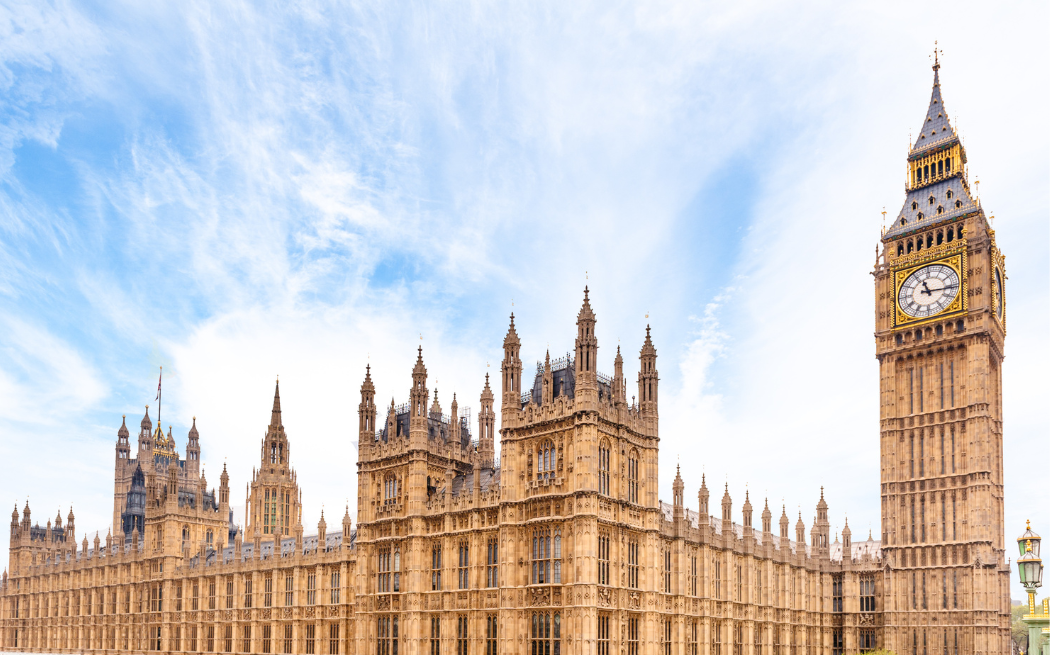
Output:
[
  {"xmin": 994, "ymin": 268, "xmax": 1004, "ymax": 318},
  {"xmin": 898, "ymin": 263, "xmax": 961, "ymax": 318}
]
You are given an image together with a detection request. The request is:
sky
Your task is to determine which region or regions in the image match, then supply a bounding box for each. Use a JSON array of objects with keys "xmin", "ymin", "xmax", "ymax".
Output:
[{"xmin": 0, "ymin": 1, "xmax": 1046, "ymax": 600}]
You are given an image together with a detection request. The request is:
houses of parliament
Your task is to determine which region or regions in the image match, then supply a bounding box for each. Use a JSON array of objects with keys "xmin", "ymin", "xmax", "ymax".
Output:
[{"xmin": 0, "ymin": 59, "xmax": 1012, "ymax": 655}]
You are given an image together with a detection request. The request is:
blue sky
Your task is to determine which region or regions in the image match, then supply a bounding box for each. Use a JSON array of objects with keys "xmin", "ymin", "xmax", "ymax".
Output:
[{"xmin": 0, "ymin": 1, "xmax": 1046, "ymax": 598}]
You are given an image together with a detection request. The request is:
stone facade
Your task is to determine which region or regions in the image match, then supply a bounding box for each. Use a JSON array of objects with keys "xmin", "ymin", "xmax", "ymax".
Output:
[{"xmin": 0, "ymin": 60, "xmax": 1010, "ymax": 655}]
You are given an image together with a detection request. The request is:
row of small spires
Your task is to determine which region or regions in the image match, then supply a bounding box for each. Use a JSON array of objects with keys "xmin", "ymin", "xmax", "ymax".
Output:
[{"xmin": 676, "ymin": 467, "xmax": 871, "ymax": 546}]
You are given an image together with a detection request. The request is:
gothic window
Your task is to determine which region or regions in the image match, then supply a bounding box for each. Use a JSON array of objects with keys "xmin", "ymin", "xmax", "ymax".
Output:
[
  {"xmin": 898, "ymin": 243, "xmax": 904, "ymax": 256},
  {"xmin": 305, "ymin": 624, "xmax": 315, "ymax": 654},
  {"xmin": 664, "ymin": 550, "xmax": 672, "ymax": 593},
  {"xmin": 458, "ymin": 543, "xmax": 469, "ymax": 589},
  {"xmin": 244, "ymin": 577, "xmax": 253, "ymax": 608},
  {"xmin": 628, "ymin": 449, "xmax": 639, "ymax": 504},
  {"xmin": 537, "ymin": 440, "xmax": 557, "ymax": 479},
  {"xmin": 531, "ymin": 612, "xmax": 561, "ymax": 655},
  {"xmin": 912, "ymin": 201, "xmax": 918, "ymax": 210},
  {"xmin": 531, "ymin": 527, "xmax": 561, "ymax": 584},
  {"xmin": 937, "ymin": 205, "xmax": 944, "ymax": 214},
  {"xmin": 598, "ymin": 439, "xmax": 611, "ymax": 495},
  {"xmin": 860, "ymin": 574, "xmax": 876, "ymax": 611},
  {"xmin": 628, "ymin": 538, "xmax": 639, "ymax": 588},
  {"xmin": 376, "ymin": 616, "xmax": 398, "ymax": 655},
  {"xmin": 664, "ymin": 618, "xmax": 673, "ymax": 655},
  {"xmin": 599, "ymin": 531, "xmax": 610, "ymax": 585},
  {"xmin": 430, "ymin": 617, "xmax": 440, "ymax": 655},
  {"xmin": 486, "ymin": 538, "xmax": 498, "ymax": 587},
  {"xmin": 384, "ymin": 476, "xmax": 399, "ymax": 504},
  {"xmin": 378, "ymin": 548, "xmax": 392, "ymax": 593},
  {"xmin": 598, "ymin": 614, "xmax": 611, "ymax": 655},
  {"xmin": 690, "ymin": 555, "xmax": 698, "ymax": 596},
  {"xmin": 628, "ymin": 616, "xmax": 640, "ymax": 655},
  {"xmin": 457, "ymin": 616, "xmax": 468, "ymax": 655},
  {"xmin": 270, "ymin": 442, "xmax": 278, "ymax": 464},
  {"xmin": 924, "ymin": 165, "xmax": 929, "ymax": 179},
  {"xmin": 917, "ymin": 212, "xmax": 924, "ymax": 220},
  {"xmin": 929, "ymin": 196, "xmax": 935, "ymax": 205},
  {"xmin": 331, "ymin": 569, "xmax": 341, "ymax": 604},
  {"xmin": 263, "ymin": 575, "xmax": 272, "ymax": 607},
  {"xmin": 714, "ymin": 557, "xmax": 722, "ymax": 599},
  {"xmin": 832, "ymin": 574, "xmax": 843, "ymax": 612},
  {"xmin": 937, "ymin": 160, "xmax": 943, "ymax": 175},
  {"xmin": 486, "ymin": 615, "xmax": 498, "ymax": 655},
  {"xmin": 182, "ymin": 526, "xmax": 189, "ymax": 552},
  {"xmin": 206, "ymin": 530, "xmax": 213, "ymax": 546},
  {"xmin": 432, "ymin": 546, "xmax": 442, "ymax": 590},
  {"xmin": 955, "ymin": 200, "xmax": 962, "ymax": 208},
  {"xmin": 285, "ymin": 575, "xmax": 294, "ymax": 606},
  {"xmin": 946, "ymin": 189, "xmax": 953, "ymax": 199}
]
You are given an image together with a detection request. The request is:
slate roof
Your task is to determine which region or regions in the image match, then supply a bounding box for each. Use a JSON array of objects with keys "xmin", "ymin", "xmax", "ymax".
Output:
[
  {"xmin": 829, "ymin": 535, "xmax": 882, "ymax": 563},
  {"xmin": 885, "ymin": 175, "xmax": 977, "ymax": 239},
  {"xmin": 912, "ymin": 65, "xmax": 957, "ymax": 156}
]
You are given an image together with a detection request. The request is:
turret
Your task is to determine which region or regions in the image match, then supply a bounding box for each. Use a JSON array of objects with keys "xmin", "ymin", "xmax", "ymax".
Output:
[
  {"xmin": 66, "ymin": 507, "xmax": 75, "ymax": 542},
  {"xmin": 742, "ymin": 491, "xmax": 753, "ymax": 534},
  {"xmin": 501, "ymin": 314, "xmax": 522, "ymax": 418},
  {"xmin": 137, "ymin": 406, "xmax": 153, "ymax": 467},
  {"xmin": 795, "ymin": 512, "xmax": 806, "ymax": 547},
  {"xmin": 812, "ymin": 487, "xmax": 830, "ymax": 556},
  {"xmin": 613, "ymin": 345, "xmax": 626, "ymax": 406},
  {"xmin": 842, "ymin": 518, "xmax": 852, "ymax": 559},
  {"xmin": 409, "ymin": 347, "xmax": 429, "ymax": 444},
  {"xmin": 478, "ymin": 374, "xmax": 495, "ymax": 469},
  {"xmin": 9, "ymin": 505, "xmax": 17, "ymax": 542},
  {"xmin": 219, "ymin": 463, "xmax": 230, "ymax": 507},
  {"xmin": 698, "ymin": 474, "xmax": 709, "ymax": 517},
  {"xmin": 721, "ymin": 484, "xmax": 732, "ymax": 536},
  {"xmin": 359, "ymin": 365, "xmax": 377, "ymax": 444},
  {"xmin": 638, "ymin": 325, "xmax": 658, "ymax": 422},
  {"xmin": 761, "ymin": 499, "xmax": 772, "ymax": 533},
  {"xmin": 541, "ymin": 350, "xmax": 553, "ymax": 405},
  {"xmin": 672, "ymin": 465, "xmax": 685, "ymax": 524},
  {"xmin": 116, "ymin": 415, "xmax": 131, "ymax": 461},
  {"xmin": 575, "ymin": 287, "xmax": 598, "ymax": 405},
  {"xmin": 186, "ymin": 417, "xmax": 201, "ymax": 477},
  {"xmin": 449, "ymin": 393, "xmax": 461, "ymax": 445},
  {"xmin": 779, "ymin": 505, "xmax": 790, "ymax": 550},
  {"xmin": 317, "ymin": 510, "xmax": 327, "ymax": 551},
  {"xmin": 341, "ymin": 506, "xmax": 353, "ymax": 547}
]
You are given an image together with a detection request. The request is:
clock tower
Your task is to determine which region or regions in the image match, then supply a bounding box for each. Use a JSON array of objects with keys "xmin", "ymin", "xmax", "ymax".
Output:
[{"xmin": 874, "ymin": 54, "xmax": 1010, "ymax": 655}]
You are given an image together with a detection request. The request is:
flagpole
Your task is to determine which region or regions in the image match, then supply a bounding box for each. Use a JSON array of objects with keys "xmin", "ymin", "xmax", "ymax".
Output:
[{"xmin": 157, "ymin": 366, "xmax": 162, "ymax": 435}]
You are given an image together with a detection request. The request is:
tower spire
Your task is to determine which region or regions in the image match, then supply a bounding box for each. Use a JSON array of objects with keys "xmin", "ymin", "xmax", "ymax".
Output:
[{"xmin": 270, "ymin": 379, "xmax": 282, "ymax": 427}]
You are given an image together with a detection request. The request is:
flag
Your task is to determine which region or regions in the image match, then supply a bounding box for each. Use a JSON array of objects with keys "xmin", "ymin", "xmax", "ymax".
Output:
[{"xmin": 155, "ymin": 367, "xmax": 162, "ymax": 401}]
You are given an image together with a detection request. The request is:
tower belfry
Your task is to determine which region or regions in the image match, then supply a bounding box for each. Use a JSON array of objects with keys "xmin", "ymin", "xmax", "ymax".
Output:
[{"xmin": 875, "ymin": 56, "xmax": 1009, "ymax": 655}]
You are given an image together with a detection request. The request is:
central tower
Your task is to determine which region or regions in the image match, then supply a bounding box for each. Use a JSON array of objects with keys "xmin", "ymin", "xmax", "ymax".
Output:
[{"xmin": 873, "ymin": 56, "xmax": 1010, "ymax": 655}]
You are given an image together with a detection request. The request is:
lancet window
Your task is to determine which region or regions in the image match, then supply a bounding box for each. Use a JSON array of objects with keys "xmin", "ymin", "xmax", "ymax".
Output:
[{"xmin": 537, "ymin": 440, "xmax": 557, "ymax": 479}]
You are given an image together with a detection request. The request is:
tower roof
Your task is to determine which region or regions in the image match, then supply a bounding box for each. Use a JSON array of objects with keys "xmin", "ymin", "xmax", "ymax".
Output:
[
  {"xmin": 413, "ymin": 346, "xmax": 427, "ymax": 377},
  {"xmin": 817, "ymin": 486, "xmax": 828, "ymax": 510},
  {"xmin": 188, "ymin": 416, "xmax": 199, "ymax": 439},
  {"xmin": 577, "ymin": 286, "xmax": 595, "ymax": 323},
  {"xmin": 141, "ymin": 406, "xmax": 152, "ymax": 431},
  {"xmin": 270, "ymin": 379, "xmax": 282, "ymax": 427},
  {"xmin": 503, "ymin": 313, "xmax": 520, "ymax": 347},
  {"xmin": 118, "ymin": 415, "xmax": 129, "ymax": 438},
  {"xmin": 911, "ymin": 57, "xmax": 957, "ymax": 155}
]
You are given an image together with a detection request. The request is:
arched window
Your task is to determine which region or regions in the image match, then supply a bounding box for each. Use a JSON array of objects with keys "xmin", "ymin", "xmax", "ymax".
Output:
[
  {"xmin": 531, "ymin": 527, "xmax": 562, "ymax": 584},
  {"xmin": 182, "ymin": 526, "xmax": 190, "ymax": 552},
  {"xmin": 928, "ymin": 196, "xmax": 935, "ymax": 206},
  {"xmin": 598, "ymin": 440, "xmax": 611, "ymax": 495},
  {"xmin": 937, "ymin": 160, "xmax": 943, "ymax": 176},
  {"xmin": 924, "ymin": 165, "xmax": 929, "ymax": 179},
  {"xmin": 531, "ymin": 612, "xmax": 561, "ymax": 653},
  {"xmin": 206, "ymin": 530, "xmax": 213, "ymax": 546},
  {"xmin": 945, "ymin": 157, "xmax": 952, "ymax": 172},
  {"xmin": 917, "ymin": 212, "xmax": 924, "ymax": 220},
  {"xmin": 914, "ymin": 170, "xmax": 921, "ymax": 185},
  {"xmin": 384, "ymin": 476, "xmax": 399, "ymax": 504},
  {"xmin": 912, "ymin": 201, "xmax": 918, "ymax": 210},
  {"xmin": 537, "ymin": 441, "xmax": 557, "ymax": 479},
  {"xmin": 936, "ymin": 231, "xmax": 943, "ymax": 246},
  {"xmin": 628, "ymin": 450, "xmax": 639, "ymax": 504},
  {"xmin": 270, "ymin": 442, "xmax": 277, "ymax": 464},
  {"xmin": 946, "ymin": 189, "xmax": 953, "ymax": 199},
  {"xmin": 907, "ymin": 240, "xmax": 914, "ymax": 254},
  {"xmin": 955, "ymin": 200, "xmax": 962, "ymax": 208}
]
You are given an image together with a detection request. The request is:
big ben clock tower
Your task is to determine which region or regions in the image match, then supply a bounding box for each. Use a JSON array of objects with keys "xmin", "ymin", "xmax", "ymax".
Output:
[{"xmin": 874, "ymin": 54, "xmax": 1011, "ymax": 655}]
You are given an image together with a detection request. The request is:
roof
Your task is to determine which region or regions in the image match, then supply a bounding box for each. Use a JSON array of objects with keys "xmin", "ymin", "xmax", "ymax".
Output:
[
  {"xmin": 884, "ymin": 175, "xmax": 977, "ymax": 238},
  {"xmin": 911, "ymin": 65, "xmax": 957, "ymax": 156},
  {"xmin": 829, "ymin": 535, "xmax": 882, "ymax": 563}
]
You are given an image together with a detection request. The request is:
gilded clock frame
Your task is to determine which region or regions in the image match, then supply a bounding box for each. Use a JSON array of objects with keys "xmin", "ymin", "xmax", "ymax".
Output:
[
  {"xmin": 893, "ymin": 250, "xmax": 968, "ymax": 330},
  {"xmin": 991, "ymin": 239, "xmax": 1007, "ymax": 332}
]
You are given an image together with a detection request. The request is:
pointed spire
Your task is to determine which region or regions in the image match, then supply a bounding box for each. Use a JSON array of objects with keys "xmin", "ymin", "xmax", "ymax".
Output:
[
  {"xmin": 189, "ymin": 416, "xmax": 199, "ymax": 439},
  {"xmin": 912, "ymin": 51, "xmax": 956, "ymax": 153},
  {"xmin": 504, "ymin": 313, "xmax": 520, "ymax": 346},
  {"xmin": 270, "ymin": 379, "xmax": 282, "ymax": 427},
  {"xmin": 118, "ymin": 415, "xmax": 129, "ymax": 438},
  {"xmin": 141, "ymin": 406, "xmax": 152, "ymax": 432},
  {"xmin": 577, "ymin": 286, "xmax": 595, "ymax": 321},
  {"xmin": 817, "ymin": 486, "xmax": 828, "ymax": 510}
]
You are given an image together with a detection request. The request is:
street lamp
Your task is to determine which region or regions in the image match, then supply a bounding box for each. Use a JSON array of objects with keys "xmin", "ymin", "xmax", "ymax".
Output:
[{"xmin": 1017, "ymin": 520, "xmax": 1043, "ymax": 615}]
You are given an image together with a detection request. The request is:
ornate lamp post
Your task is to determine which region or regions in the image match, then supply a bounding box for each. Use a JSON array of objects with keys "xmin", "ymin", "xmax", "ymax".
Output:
[
  {"xmin": 1018, "ymin": 521, "xmax": 1044, "ymax": 613},
  {"xmin": 1017, "ymin": 521, "xmax": 1048, "ymax": 655}
]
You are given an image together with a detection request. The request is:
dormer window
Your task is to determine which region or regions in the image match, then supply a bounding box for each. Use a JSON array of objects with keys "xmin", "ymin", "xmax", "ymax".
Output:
[
  {"xmin": 955, "ymin": 200, "xmax": 962, "ymax": 208},
  {"xmin": 937, "ymin": 206, "xmax": 944, "ymax": 215},
  {"xmin": 946, "ymin": 189, "xmax": 953, "ymax": 199},
  {"xmin": 917, "ymin": 212, "xmax": 924, "ymax": 220},
  {"xmin": 912, "ymin": 202, "xmax": 918, "ymax": 210},
  {"xmin": 929, "ymin": 196, "xmax": 935, "ymax": 205}
]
